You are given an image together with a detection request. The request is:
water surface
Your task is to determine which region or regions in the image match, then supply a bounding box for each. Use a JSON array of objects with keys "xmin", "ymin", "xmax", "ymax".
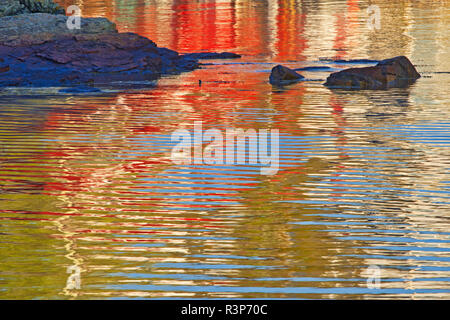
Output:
[{"xmin": 0, "ymin": 0, "xmax": 449, "ymax": 299}]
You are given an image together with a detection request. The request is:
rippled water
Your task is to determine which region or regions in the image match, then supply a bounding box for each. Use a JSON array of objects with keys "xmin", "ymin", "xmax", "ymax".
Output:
[{"xmin": 0, "ymin": 0, "xmax": 449, "ymax": 299}]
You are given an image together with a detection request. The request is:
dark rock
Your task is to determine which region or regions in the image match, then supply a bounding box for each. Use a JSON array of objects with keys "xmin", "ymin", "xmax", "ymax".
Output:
[
  {"xmin": 175, "ymin": 58, "xmax": 199, "ymax": 72},
  {"xmin": 156, "ymin": 47, "xmax": 200, "ymax": 74},
  {"xmin": 0, "ymin": 11, "xmax": 246, "ymax": 88},
  {"xmin": 59, "ymin": 86, "xmax": 102, "ymax": 94},
  {"xmin": 324, "ymin": 56, "xmax": 421, "ymax": 90},
  {"xmin": 181, "ymin": 52, "xmax": 241, "ymax": 60},
  {"xmin": 158, "ymin": 47, "xmax": 179, "ymax": 59},
  {"xmin": 0, "ymin": 14, "xmax": 200, "ymax": 87},
  {"xmin": 269, "ymin": 65, "xmax": 305, "ymax": 85}
]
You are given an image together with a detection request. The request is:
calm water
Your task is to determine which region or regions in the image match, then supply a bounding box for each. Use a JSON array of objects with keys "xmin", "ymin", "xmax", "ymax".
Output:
[{"xmin": 0, "ymin": 0, "xmax": 449, "ymax": 299}]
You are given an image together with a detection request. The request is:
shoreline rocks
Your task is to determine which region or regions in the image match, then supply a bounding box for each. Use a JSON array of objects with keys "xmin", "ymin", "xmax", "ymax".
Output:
[
  {"xmin": 0, "ymin": 9, "xmax": 244, "ymax": 88},
  {"xmin": 0, "ymin": 0, "xmax": 243, "ymax": 88},
  {"xmin": 0, "ymin": 1, "xmax": 421, "ymax": 91},
  {"xmin": 0, "ymin": 26, "xmax": 200, "ymax": 87},
  {"xmin": 324, "ymin": 56, "xmax": 421, "ymax": 90}
]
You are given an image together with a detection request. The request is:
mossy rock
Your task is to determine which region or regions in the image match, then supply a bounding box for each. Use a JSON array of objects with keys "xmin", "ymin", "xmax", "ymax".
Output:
[{"xmin": 0, "ymin": 0, "xmax": 65, "ymax": 17}]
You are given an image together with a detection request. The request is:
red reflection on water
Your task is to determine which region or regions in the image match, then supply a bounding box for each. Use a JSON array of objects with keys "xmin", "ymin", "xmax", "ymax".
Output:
[
  {"xmin": 55, "ymin": 0, "xmax": 359, "ymax": 60},
  {"xmin": 33, "ymin": 0, "xmax": 359, "ymax": 232},
  {"xmin": 274, "ymin": 1, "xmax": 308, "ymax": 61}
]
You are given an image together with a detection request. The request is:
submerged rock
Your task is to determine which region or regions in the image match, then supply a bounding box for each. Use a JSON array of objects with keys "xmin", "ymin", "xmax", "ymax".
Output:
[
  {"xmin": 269, "ymin": 65, "xmax": 305, "ymax": 85},
  {"xmin": 324, "ymin": 56, "xmax": 421, "ymax": 90}
]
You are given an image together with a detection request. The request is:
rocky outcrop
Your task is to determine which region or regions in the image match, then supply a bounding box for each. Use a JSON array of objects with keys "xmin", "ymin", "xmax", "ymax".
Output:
[
  {"xmin": 269, "ymin": 65, "xmax": 305, "ymax": 85},
  {"xmin": 0, "ymin": 0, "xmax": 64, "ymax": 17},
  {"xmin": 0, "ymin": 8, "xmax": 247, "ymax": 88},
  {"xmin": 0, "ymin": 12, "xmax": 203, "ymax": 87},
  {"xmin": 324, "ymin": 56, "xmax": 421, "ymax": 89},
  {"xmin": 0, "ymin": 31, "xmax": 199, "ymax": 87}
]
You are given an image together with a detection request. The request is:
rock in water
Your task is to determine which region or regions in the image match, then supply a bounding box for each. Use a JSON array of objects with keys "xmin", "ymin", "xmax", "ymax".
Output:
[
  {"xmin": 269, "ymin": 65, "xmax": 305, "ymax": 85},
  {"xmin": 0, "ymin": 13, "xmax": 200, "ymax": 87},
  {"xmin": 0, "ymin": 4, "xmax": 238, "ymax": 88},
  {"xmin": 324, "ymin": 56, "xmax": 421, "ymax": 89}
]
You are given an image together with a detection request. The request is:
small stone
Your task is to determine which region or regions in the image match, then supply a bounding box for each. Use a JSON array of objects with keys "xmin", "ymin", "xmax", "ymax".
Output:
[{"xmin": 269, "ymin": 65, "xmax": 305, "ymax": 85}]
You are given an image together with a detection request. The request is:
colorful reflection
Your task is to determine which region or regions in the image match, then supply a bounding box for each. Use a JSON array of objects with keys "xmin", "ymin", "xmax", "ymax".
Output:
[{"xmin": 0, "ymin": 0, "xmax": 449, "ymax": 299}]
